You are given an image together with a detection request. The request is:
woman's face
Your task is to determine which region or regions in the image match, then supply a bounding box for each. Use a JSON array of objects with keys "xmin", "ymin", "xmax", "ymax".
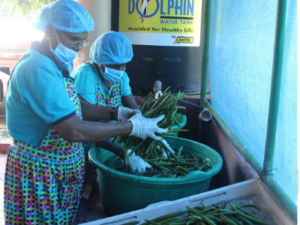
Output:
[
  {"xmin": 56, "ymin": 30, "xmax": 89, "ymax": 52},
  {"xmin": 100, "ymin": 63, "xmax": 127, "ymax": 72},
  {"xmin": 46, "ymin": 24, "xmax": 88, "ymax": 52}
]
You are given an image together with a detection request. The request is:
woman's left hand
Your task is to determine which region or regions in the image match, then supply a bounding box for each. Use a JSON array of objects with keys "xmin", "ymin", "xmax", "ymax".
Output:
[
  {"xmin": 127, "ymin": 149, "xmax": 152, "ymax": 173},
  {"xmin": 117, "ymin": 107, "xmax": 141, "ymax": 121}
]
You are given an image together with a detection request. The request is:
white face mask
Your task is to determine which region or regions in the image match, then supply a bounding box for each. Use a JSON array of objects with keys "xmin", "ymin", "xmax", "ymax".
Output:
[
  {"xmin": 49, "ymin": 29, "xmax": 78, "ymax": 63},
  {"xmin": 101, "ymin": 67, "xmax": 125, "ymax": 82}
]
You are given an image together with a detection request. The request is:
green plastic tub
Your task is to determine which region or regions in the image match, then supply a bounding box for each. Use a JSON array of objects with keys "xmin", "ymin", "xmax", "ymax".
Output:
[
  {"xmin": 89, "ymin": 136, "xmax": 222, "ymax": 216},
  {"xmin": 170, "ymin": 114, "xmax": 187, "ymax": 136}
]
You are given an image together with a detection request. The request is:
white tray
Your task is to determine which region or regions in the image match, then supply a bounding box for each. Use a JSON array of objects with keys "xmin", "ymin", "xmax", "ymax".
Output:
[{"xmin": 80, "ymin": 178, "xmax": 295, "ymax": 225}]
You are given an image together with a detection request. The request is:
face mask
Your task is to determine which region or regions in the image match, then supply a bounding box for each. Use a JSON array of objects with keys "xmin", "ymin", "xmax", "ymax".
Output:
[
  {"xmin": 49, "ymin": 29, "xmax": 78, "ymax": 63},
  {"xmin": 100, "ymin": 67, "xmax": 125, "ymax": 82}
]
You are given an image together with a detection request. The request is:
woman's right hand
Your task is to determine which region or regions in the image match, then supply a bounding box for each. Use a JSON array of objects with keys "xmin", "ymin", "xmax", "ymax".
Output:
[{"xmin": 128, "ymin": 113, "xmax": 168, "ymax": 141}]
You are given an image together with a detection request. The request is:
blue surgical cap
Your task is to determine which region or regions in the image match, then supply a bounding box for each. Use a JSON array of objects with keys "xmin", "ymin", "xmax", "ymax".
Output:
[
  {"xmin": 90, "ymin": 31, "xmax": 133, "ymax": 65},
  {"xmin": 32, "ymin": 0, "xmax": 94, "ymax": 33}
]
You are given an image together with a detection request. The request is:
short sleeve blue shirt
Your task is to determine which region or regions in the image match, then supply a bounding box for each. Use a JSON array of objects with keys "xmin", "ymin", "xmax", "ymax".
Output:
[
  {"xmin": 6, "ymin": 48, "xmax": 76, "ymax": 146},
  {"xmin": 72, "ymin": 61, "xmax": 131, "ymax": 104}
]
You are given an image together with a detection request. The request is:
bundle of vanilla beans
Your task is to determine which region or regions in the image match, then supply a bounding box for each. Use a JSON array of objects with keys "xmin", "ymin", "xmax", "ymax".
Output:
[
  {"xmin": 123, "ymin": 201, "xmax": 269, "ymax": 225},
  {"xmin": 113, "ymin": 87, "xmax": 212, "ymax": 177}
]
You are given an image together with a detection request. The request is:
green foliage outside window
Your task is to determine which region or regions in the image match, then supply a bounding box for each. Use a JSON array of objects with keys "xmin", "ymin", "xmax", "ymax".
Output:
[{"xmin": 0, "ymin": 0, "xmax": 56, "ymax": 22}]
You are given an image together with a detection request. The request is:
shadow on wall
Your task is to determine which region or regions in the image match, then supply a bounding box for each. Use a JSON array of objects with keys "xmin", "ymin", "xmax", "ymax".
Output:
[
  {"xmin": 177, "ymin": 98, "xmax": 201, "ymax": 142},
  {"xmin": 202, "ymin": 119, "xmax": 258, "ymax": 190}
]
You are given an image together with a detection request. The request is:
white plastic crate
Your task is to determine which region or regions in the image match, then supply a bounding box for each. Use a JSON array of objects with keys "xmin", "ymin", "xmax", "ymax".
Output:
[{"xmin": 80, "ymin": 178, "xmax": 295, "ymax": 225}]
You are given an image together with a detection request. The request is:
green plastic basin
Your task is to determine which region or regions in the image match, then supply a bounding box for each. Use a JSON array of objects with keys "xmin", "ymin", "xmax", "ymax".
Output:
[
  {"xmin": 170, "ymin": 114, "xmax": 187, "ymax": 136},
  {"xmin": 89, "ymin": 136, "xmax": 222, "ymax": 215}
]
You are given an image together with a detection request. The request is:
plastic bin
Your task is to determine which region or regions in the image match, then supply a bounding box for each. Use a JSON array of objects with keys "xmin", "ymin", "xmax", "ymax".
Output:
[
  {"xmin": 89, "ymin": 136, "xmax": 223, "ymax": 215},
  {"xmin": 170, "ymin": 114, "xmax": 186, "ymax": 136},
  {"xmin": 81, "ymin": 179, "xmax": 295, "ymax": 225}
]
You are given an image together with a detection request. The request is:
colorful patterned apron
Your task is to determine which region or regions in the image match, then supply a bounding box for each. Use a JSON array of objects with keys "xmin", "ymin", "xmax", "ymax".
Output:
[
  {"xmin": 83, "ymin": 62, "xmax": 123, "ymax": 183},
  {"xmin": 4, "ymin": 52, "xmax": 85, "ymax": 225}
]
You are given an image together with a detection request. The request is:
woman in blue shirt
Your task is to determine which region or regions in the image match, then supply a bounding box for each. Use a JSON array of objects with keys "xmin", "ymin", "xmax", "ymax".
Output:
[
  {"xmin": 72, "ymin": 32, "xmax": 140, "ymax": 185},
  {"xmin": 4, "ymin": 1, "xmax": 167, "ymax": 224}
]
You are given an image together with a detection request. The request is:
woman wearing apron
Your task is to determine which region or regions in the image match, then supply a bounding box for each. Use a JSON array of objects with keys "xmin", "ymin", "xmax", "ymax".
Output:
[
  {"xmin": 72, "ymin": 32, "xmax": 140, "ymax": 185},
  {"xmin": 4, "ymin": 1, "xmax": 167, "ymax": 224}
]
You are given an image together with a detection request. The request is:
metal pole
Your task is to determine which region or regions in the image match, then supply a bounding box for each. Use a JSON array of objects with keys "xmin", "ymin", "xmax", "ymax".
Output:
[
  {"xmin": 265, "ymin": 176, "xmax": 297, "ymax": 222},
  {"xmin": 200, "ymin": 0, "xmax": 211, "ymax": 107},
  {"xmin": 262, "ymin": 0, "xmax": 288, "ymax": 177},
  {"xmin": 200, "ymin": 0, "xmax": 295, "ymax": 221},
  {"xmin": 178, "ymin": 99, "xmax": 204, "ymax": 109}
]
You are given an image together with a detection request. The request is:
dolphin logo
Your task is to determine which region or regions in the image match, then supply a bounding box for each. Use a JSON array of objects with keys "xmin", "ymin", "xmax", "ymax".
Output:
[{"xmin": 140, "ymin": 0, "xmax": 150, "ymax": 23}]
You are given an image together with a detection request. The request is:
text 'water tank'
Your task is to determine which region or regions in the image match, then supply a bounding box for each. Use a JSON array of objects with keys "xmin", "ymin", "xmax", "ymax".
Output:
[{"xmin": 111, "ymin": 0, "xmax": 204, "ymax": 94}]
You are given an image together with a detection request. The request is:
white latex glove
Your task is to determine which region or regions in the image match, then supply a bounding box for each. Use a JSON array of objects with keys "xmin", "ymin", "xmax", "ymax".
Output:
[
  {"xmin": 128, "ymin": 113, "xmax": 168, "ymax": 141},
  {"xmin": 118, "ymin": 107, "xmax": 141, "ymax": 122},
  {"xmin": 161, "ymin": 147, "xmax": 168, "ymax": 158},
  {"xmin": 127, "ymin": 149, "xmax": 152, "ymax": 173},
  {"xmin": 159, "ymin": 139, "xmax": 175, "ymax": 158},
  {"xmin": 154, "ymin": 91, "xmax": 162, "ymax": 100}
]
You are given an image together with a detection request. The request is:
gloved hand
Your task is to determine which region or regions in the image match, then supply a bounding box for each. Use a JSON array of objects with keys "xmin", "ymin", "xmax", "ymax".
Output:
[
  {"xmin": 118, "ymin": 107, "xmax": 141, "ymax": 122},
  {"xmin": 128, "ymin": 113, "xmax": 168, "ymax": 141},
  {"xmin": 127, "ymin": 149, "xmax": 152, "ymax": 173},
  {"xmin": 159, "ymin": 139, "xmax": 175, "ymax": 158},
  {"xmin": 161, "ymin": 147, "xmax": 168, "ymax": 158}
]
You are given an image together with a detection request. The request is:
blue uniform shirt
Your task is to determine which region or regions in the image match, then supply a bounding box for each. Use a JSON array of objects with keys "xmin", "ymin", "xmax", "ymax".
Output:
[
  {"xmin": 72, "ymin": 61, "xmax": 131, "ymax": 104},
  {"xmin": 6, "ymin": 44, "xmax": 76, "ymax": 146}
]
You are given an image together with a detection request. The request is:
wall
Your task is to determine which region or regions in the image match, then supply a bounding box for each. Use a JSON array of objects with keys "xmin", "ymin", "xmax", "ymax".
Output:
[
  {"xmin": 177, "ymin": 97, "xmax": 258, "ymax": 188},
  {"xmin": 202, "ymin": 119, "xmax": 258, "ymax": 189},
  {"xmin": 0, "ymin": 58, "xmax": 19, "ymax": 115},
  {"xmin": 208, "ymin": 0, "xmax": 297, "ymax": 203},
  {"xmin": 74, "ymin": 0, "xmax": 112, "ymax": 69}
]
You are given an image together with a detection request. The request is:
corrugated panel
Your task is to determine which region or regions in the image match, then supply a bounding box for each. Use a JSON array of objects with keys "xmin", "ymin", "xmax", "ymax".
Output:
[
  {"xmin": 209, "ymin": 0, "xmax": 277, "ymax": 165},
  {"xmin": 209, "ymin": 0, "xmax": 296, "ymax": 204},
  {"xmin": 272, "ymin": 0, "xmax": 297, "ymax": 204}
]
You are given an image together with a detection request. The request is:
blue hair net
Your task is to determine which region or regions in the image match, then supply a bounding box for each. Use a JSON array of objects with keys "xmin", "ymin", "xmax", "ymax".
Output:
[
  {"xmin": 90, "ymin": 31, "xmax": 133, "ymax": 65},
  {"xmin": 32, "ymin": 0, "xmax": 94, "ymax": 33}
]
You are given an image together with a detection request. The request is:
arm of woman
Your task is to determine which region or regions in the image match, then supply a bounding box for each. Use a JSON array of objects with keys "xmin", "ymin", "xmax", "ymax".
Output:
[
  {"xmin": 73, "ymin": 65, "xmax": 116, "ymax": 121},
  {"xmin": 80, "ymin": 94, "xmax": 142, "ymax": 123},
  {"xmin": 54, "ymin": 109, "xmax": 167, "ymax": 143},
  {"xmin": 122, "ymin": 94, "xmax": 139, "ymax": 109},
  {"xmin": 96, "ymin": 140, "xmax": 124, "ymax": 158},
  {"xmin": 54, "ymin": 115, "xmax": 132, "ymax": 143},
  {"xmin": 79, "ymin": 95, "xmax": 119, "ymax": 121},
  {"xmin": 121, "ymin": 73, "xmax": 139, "ymax": 110}
]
